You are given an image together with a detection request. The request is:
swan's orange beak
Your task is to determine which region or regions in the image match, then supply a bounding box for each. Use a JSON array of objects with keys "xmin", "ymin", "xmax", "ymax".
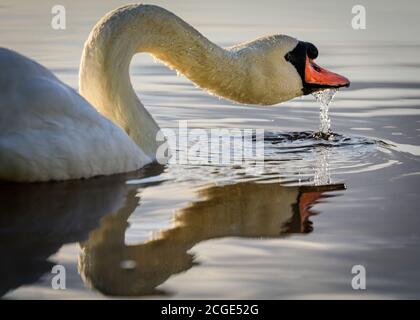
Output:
[{"xmin": 304, "ymin": 56, "xmax": 350, "ymax": 88}]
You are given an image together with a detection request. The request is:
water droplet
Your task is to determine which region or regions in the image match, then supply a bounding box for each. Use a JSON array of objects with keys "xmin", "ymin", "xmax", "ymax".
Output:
[{"xmin": 312, "ymin": 88, "xmax": 338, "ymax": 138}]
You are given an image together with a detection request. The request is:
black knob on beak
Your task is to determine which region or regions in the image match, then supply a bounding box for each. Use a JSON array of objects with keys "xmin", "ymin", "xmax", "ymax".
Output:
[{"xmin": 306, "ymin": 42, "xmax": 318, "ymax": 60}]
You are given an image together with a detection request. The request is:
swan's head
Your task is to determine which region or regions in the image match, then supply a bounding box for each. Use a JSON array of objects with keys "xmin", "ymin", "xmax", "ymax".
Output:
[
  {"xmin": 239, "ymin": 35, "xmax": 350, "ymax": 105},
  {"xmin": 284, "ymin": 39, "xmax": 350, "ymax": 95}
]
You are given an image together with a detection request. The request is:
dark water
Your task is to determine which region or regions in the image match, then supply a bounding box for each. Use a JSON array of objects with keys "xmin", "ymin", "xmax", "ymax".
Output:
[{"xmin": 1, "ymin": 0, "xmax": 420, "ymax": 299}]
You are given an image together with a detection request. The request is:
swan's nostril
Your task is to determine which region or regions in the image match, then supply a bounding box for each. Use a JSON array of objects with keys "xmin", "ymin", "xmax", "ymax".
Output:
[
  {"xmin": 312, "ymin": 63, "xmax": 321, "ymax": 72},
  {"xmin": 306, "ymin": 43, "xmax": 318, "ymax": 60}
]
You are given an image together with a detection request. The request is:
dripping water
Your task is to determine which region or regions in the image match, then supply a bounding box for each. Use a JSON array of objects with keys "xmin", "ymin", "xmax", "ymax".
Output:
[{"xmin": 312, "ymin": 88, "xmax": 338, "ymax": 139}]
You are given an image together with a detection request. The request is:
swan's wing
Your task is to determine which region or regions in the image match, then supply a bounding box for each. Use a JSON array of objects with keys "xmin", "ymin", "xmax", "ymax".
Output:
[{"xmin": 0, "ymin": 48, "xmax": 150, "ymax": 182}]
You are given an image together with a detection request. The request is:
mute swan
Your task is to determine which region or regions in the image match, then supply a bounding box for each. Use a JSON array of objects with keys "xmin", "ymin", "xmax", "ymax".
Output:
[{"xmin": 0, "ymin": 4, "xmax": 349, "ymax": 182}]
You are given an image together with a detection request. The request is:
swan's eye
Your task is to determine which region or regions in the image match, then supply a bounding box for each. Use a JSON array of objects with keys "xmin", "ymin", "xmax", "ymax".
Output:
[{"xmin": 285, "ymin": 52, "xmax": 292, "ymax": 62}]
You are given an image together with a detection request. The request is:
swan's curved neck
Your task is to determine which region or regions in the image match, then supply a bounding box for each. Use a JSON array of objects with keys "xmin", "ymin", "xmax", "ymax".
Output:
[{"xmin": 79, "ymin": 4, "xmax": 244, "ymax": 158}]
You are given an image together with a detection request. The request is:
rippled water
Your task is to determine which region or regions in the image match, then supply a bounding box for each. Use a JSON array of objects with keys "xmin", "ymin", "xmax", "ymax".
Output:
[{"xmin": 1, "ymin": 0, "xmax": 420, "ymax": 299}]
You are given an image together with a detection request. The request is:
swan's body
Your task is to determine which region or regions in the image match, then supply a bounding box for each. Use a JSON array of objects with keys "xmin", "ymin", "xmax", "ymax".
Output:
[
  {"xmin": 0, "ymin": 4, "xmax": 349, "ymax": 182},
  {"xmin": 0, "ymin": 49, "xmax": 149, "ymax": 181}
]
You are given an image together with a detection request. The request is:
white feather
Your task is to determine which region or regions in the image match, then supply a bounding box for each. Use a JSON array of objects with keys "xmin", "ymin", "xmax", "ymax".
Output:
[{"xmin": 0, "ymin": 49, "xmax": 150, "ymax": 182}]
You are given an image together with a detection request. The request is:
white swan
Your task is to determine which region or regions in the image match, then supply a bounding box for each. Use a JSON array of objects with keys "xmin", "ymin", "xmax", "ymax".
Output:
[{"xmin": 0, "ymin": 4, "xmax": 349, "ymax": 182}]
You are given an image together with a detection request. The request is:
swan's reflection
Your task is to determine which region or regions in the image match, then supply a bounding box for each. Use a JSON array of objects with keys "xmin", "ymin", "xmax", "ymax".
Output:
[
  {"xmin": 79, "ymin": 181, "xmax": 345, "ymax": 296},
  {"xmin": 0, "ymin": 158, "xmax": 344, "ymax": 297}
]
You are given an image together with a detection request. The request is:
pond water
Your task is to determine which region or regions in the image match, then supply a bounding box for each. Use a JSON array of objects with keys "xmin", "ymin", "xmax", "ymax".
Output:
[{"xmin": 1, "ymin": 0, "xmax": 420, "ymax": 299}]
